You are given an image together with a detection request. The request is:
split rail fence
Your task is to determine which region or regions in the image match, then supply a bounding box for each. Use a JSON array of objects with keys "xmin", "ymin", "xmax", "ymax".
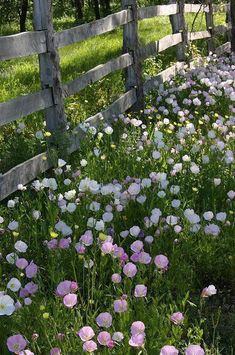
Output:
[{"xmin": 0, "ymin": 0, "xmax": 233, "ymax": 200}]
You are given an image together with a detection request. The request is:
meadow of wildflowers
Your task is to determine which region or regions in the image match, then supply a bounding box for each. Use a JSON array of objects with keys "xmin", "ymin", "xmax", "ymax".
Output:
[{"xmin": 0, "ymin": 54, "xmax": 234, "ymax": 354}]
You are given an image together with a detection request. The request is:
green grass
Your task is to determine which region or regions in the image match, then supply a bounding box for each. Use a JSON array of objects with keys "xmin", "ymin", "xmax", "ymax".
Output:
[{"xmin": 0, "ymin": 13, "xmax": 227, "ymax": 173}]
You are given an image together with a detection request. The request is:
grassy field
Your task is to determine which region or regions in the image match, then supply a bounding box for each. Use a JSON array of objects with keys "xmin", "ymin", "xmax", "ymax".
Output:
[
  {"xmin": 0, "ymin": 53, "xmax": 234, "ymax": 354},
  {"xmin": 0, "ymin": 12, "xmax": 227, "ymax": 173}
]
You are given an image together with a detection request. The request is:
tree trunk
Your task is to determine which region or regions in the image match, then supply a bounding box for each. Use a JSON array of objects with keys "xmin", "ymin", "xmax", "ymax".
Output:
[
  {"xmin": 18, "ymin": 0, "xmax": 28, "ymax": 32},
  {"xmin": 93, "ymin": 0, "xmax": 100, "ymax": 19},
  {"xmin": 74, "ymin": 0, "xmax": 83, "ymax": 21},
  {"xmin": 231, "ymin": 0, "xmax": 235, "ymax": 52}
]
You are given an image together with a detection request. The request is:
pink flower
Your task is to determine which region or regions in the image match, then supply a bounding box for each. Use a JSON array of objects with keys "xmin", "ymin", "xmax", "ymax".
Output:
[
  {"xmin": 113, "ymin": 299, "xmax": 128, "ymax": 313},
  {"xmin": 80, "ymin": 231, "xmax": 93, "ymax": 246},
  {"xmin": 97, "ymin": 331, "xmax": 111, "ymax": 346},
  {"xmin": 77, "ymin": 326, "xmax": 95, "ymax": 341},
  {"xmin": 160, "ymin": 345, "xmax": 179, "ymax": 354},
  {"xmin": 154, "ymin": 254, "xmax": 169, "ymax": 271},
  {"xmin": 138, "ymin": 251, "xmax": 152, "ymax": 264},
  {"xmin": 185, "ymin": 345, "xmax": 205, "ymax": 355},
  {"xmin": 96, "ymin": 312, "xmax": 112, "ymax": 328},
  {"xmin": 47, "ymin": 239, "xmax": 58, "ymax": 250},
  {"xmin": 75, "ymin": 244, "xmax": 86, "ymax": 254},
  {"xmin": 63, "ymin": 293, "xmax": 77, "ymax": 308},
  {"xmin": 130, "ymin": 241, "xmax": 143, "ymax": 253},
  {"xmin": 123, "ymin": 262, "xmax": 137, "ymax": 278},
  {"xmin": 201, "ymin": 285, "xmax": 217, "ymax": 297},
  {"xmin": 7, "ymin": 334, "xmax": 27, "ymax": 353},
  {"xmin": 50, "ymin": 348, "xmax": 61, "ymax": 355},
  {"xmin": 16, "ymin": 258, "xmax": 28, "ymax": 270},
  {"xmin": 83, "ymin": 340, "xmax": 97, "ymax": 353},
  {"xmin": 25, "ymin": 282, "xmax": 38, "ymax": 295},
  {"xmin": 134, "ymin": 285, "xmax": 147, "ymax": 298},
  {"xmin": 111, "ymin": 273, "xmax": 122, "ymax": 283},
  {"xmin": 19, "ymin": 288, "xmax": 29, "ymax": 298},
  {"xmin": 56, "ymin": 280, "xmax": 77, "ymax": 297},
  {"xmin": 131, "ymin": 321, "xmax": 145, "ymax": 335},
  {"xmin": 25, "ymin": 261, "xmax": 38, "ymax": 278},
  {"xmin": 170, "ymin": 312, "xmax": 184, "ymax": 325},
  {"xmin": 59, "ymin": 238, "xmax": 71, "ymax": 249},
  {"xmin": 101, "ymin": 242, "xmax": 114, "ymax": 254},
  {"xmin": 129, "ymin": 334, "xmax": 145, "ymax": 347}
]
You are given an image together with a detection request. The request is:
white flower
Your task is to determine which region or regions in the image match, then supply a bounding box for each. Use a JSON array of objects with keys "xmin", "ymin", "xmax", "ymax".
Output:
[
  {"xmin": 206, "ymin": 285, "xmax": 217, "ymax": 296},
  {"xmin": 101, "ymin": 184, "xmax": 115, "ymax": 195},
  {"xmin": 157, "ymin": 191, "xmax": 166, "ymax": 198},
  {"xmin": 120, "ymin": 230, "xmax": 129, "ymax": 238},
  {"xmin": 7, "ymin": 278, "xmax": 21, "ymax": 292},
  {"xmin": 227, "ymin": 190, "xmax": 235, "ymax": 200},
  {"xmin": 171, "ymin": 199, "xmax": 181, "ymax": 208},
  {"xmin": 0, "ymin": 295, "xmax": 15, "ymax": 316},
  {"xmin": 166, "ymin": 215, "xmax": 178, "ymax": 226},
  {"xmin": 35, "ymin": 130, "xmax": 44, "ymax": 140},
  {"xmin": 67, "ymin": 203, "xmax": 76, "ymax": 213},
  {"xmin": 64, "ymin": 189, "xmax": 76, "ymax": 200},
  {"xmin": 136, "ymin": 195, "xmax": 146, "ymax": 204},
  {"xmin": 58, "ymin": 159, "xmax": 67, "ymax": 168},
  {"xmin": 55, "ymin": 221, "xmax": 72, "ymax": 236},
  {"xmin": 14, "ymin": 240, "xmax": 28, "ymax": 253},
  {"xmin": 128, "ymin": 183, "xmax": 140, "ymax": 196},
  {"xmin": 112, "ymin": 332, "xmax": 124, "ymax": 342},
  {"xmin": 8, "ymin": 221, "xmax": 19, "ymax": 231},
  {"xmin": 152, "ymin": 151, "xmax": 161, "ymax": 160},
  {"xmin": 7, "ymin": 200, "xmax": 15, "ymax": 208},
  {"xmin": 17, "ymin": 184, "xmax": 26, "ymax": 191},
  {"xmin": 95, "ymin": 220, "xmax": 105, "ymax": 231},
  {"xmin": 79, "ymin": 178, "xmax": 100, "ymax": 194},
  {"xmin": 190, "ymin": 163, "xmax": 200, "ymax": 174},
  {"xmin": 130, "ymin": 226, "xmax": 140, "ymax": 237},
  {"xmin": 141, "ymin": 178, "xmax": 151, "ymax": 188},
  {"xmin": 80, "ymin": 159, "xmax": 88, "ymax": 167},
  {"xmin": 102, "ymin": 212, "xmax": 113, "ymax": 223},
  {"xmin": 84, "ymin": 260, "xmax": 94, "ymax": 269},
  {"xmin": 203, "ymin": 211, "xmax": 214, "ymax": 221},
  {"xmin": 216, "ymin": 212, "xmax": 226, "ymax": 222},
  {"xmin": 204, "ymin": 224, "xmax": 220, "ymax": 236},
  {"xmin": 202, "ymin": 155, "xmax": 210, "ymax": 164},
  {"xmin": 0, "ymin": 216, "xmax": 4, "ymax": 224},
  {"xmin": 170, "ymin": 185, "xmax": 180, "ymax": 194},
  {"xmin": 6, "ymin": 253, "xmax": 19, "ymax": 264},
  {"xmin": 104, "ymin": 126, "xmax": 113, "ymax": 135},
  {"xmin": 87, "ymin": 217, "xmax": 96, "ymax": 228},
  {"xmin": 63, "ymin": 179, "xmax": 71, "ymax": 186},
  {"xmin": 214, "ymin": 178, "xmax": 221, "ymax": 186},
  {"xmin": 32, "ymin": 210, "xmax": 41, "ymax": 220},
  {"xmin": 89, "ymin": 201, "xmax": 101, "ymax": 211}
]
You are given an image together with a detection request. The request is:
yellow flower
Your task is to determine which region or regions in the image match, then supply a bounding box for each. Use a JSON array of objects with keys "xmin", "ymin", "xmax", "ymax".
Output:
[
  {"xmin": 42, "ymin": 156, "xmax": 47, "ymax": 161},
  {"xmin": 50, "ymin": 231, "xmax": 58, "ymax": 239},
  {"xmin": 100, "ymin": 155, "xmax": 106, "ymax": 160},
  {"xmin": 214, "ymin": 113, "xmax": 219, "ymax": 118},
  {"xmin": 42, "ymin": 312, "xmax": 49, "ymax": 319},
  {"xmin": 110, "ymin": 144, "xmax": 116, "ymax": 149},
  {"xmin": 40, "ymin": 305, "xmax": 45, "ymax": 311},
  {"xmin": 99, "ymin": 233, "xmax": 107, "ymax": 241},
  {"xmin": 12, "ymin": 232, "xmax": 19, "ymax": 237},
  {"xmin": 44, "ymin": 131, "xmax": 51, "ymax": 138}
]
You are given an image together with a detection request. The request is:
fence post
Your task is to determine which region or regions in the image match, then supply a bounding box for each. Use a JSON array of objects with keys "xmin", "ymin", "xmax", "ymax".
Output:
[
  {"xmin": 33, "ymin": 0, "xmax": 67, "ymax": 134},
  {"xmin": 170, "ymin": 0, "xmax": 187, "ymax": 61},
  {"xmin": 231, "ymin": 0, "xmax": 235, "ymax": 52},
  {"xmin": 205, "ymin": 0, "xmax": 214, "ymax": 54},
  {"xmin": 122, "ymin": 0, "xmax": 144, "ymax": 110}
]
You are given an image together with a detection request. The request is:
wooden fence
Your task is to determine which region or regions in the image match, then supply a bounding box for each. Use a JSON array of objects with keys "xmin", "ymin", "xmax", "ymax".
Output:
[{"xmin": 0, "ymin": 0, "xmax": 233, "ymax": 201}]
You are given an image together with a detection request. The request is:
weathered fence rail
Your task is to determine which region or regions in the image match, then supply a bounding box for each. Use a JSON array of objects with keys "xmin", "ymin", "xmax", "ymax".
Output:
[{"xmin": 0, "ymin": 0, "xmax": 233, "ymax": 201}]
